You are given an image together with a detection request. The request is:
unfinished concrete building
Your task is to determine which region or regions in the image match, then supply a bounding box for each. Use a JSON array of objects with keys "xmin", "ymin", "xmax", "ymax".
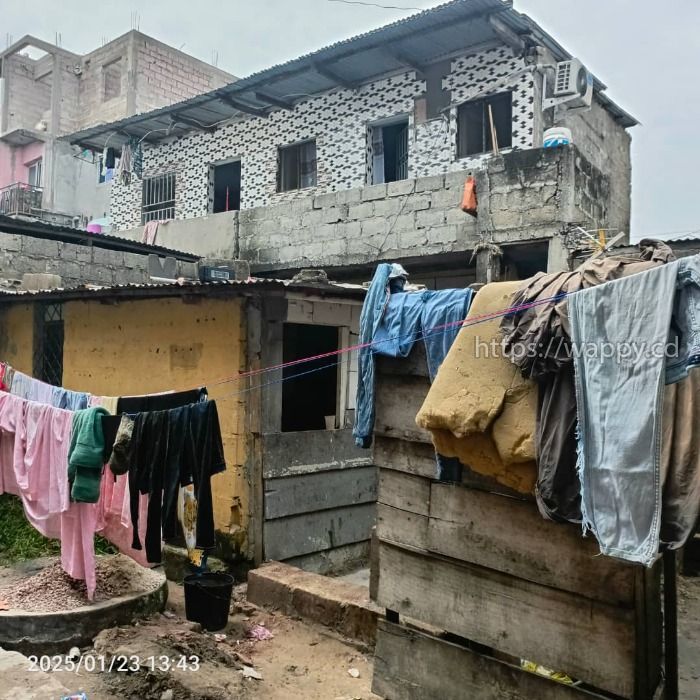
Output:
[
  {"xmin": 0, "ymin": 32, "xmax": 234, "ymax": 227},
  {"xmin": 65, "ymin": 0, "xmax": 636, "ymax": 287}
]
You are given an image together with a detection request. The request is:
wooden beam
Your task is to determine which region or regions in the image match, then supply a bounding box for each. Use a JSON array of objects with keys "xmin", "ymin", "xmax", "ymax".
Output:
[
  {"xmin": 488, "ymin": 15, "xmax": 527, "ymax": 53},
  {"xmin": 314, "ymin": 63, "xmax": 359, "ymax": 90},
  {"xmin": 373, "ymin": 620, "xmax": 599, "ymax": 700},
  {"xmin": 217, "ymin": 93, "xmax": 269, "ymax": 117},
  {"xmin": 254, "ymin": 91, "xmax": 295, "ymax": 110},
  {"xmin": 172, "ymin": 113, "xmax": 217, "ymax": 132},
  {"xmin": 382, "ymin": 47, "xmax": 427, "ymax": 74}
]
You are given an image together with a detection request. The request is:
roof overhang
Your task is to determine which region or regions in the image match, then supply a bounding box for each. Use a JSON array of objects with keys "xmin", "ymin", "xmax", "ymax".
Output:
[
  {"xmin": 63, "ymin": 0, "xmax": 637, "ymax": 153},
  {"xmin": 0, "ymin": 128, "xmax": 46, "ymax": 146}
]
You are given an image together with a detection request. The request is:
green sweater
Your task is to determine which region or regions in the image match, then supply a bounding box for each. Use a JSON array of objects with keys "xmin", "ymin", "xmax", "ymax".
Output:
[{"xmin": 68, "ymin": 407, "xmax": 110, "ymax": 503}]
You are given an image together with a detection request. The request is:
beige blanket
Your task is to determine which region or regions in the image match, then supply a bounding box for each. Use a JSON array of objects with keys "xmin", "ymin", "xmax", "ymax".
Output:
[{"xmin": 416, "ymin": 281, "xmax": 537, "ymax": 493}]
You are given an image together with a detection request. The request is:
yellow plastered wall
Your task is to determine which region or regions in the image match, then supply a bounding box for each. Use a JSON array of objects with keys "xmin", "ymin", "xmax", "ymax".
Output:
[
  {"xmin": 61, "ymin": 296, "xmax": 250, "ymax": 554},
  {"xmin": 0, "ymin": 304, "xmax": 34, "ymax": 374}
]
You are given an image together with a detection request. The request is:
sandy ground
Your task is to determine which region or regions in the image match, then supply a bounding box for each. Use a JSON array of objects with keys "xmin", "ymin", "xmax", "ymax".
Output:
[
  {"xmin": 37, "ymin": 580, "xmax": 379, "ymax": 700},
  {"xmin": 2, "ymin": 568, "xmax": 699, "ymax": 699}
]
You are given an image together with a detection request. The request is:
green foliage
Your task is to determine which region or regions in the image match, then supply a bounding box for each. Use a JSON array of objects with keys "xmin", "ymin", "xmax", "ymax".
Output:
[{"xmin": 0, "ymin": 494, "xmax": 117, "ymax": 566}]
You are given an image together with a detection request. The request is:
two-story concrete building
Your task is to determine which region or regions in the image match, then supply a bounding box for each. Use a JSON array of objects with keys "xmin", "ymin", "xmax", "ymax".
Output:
[
  {"xmin": 66, "ymin": 0, "xmax": 637, "ymax": 285},
  {"xmin": 0, "ymin": 32, "xmax": 234, "ymax": 227}
]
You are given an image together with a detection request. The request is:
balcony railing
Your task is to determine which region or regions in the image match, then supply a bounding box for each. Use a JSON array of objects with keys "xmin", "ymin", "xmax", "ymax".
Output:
[{"xmin": 0, "ymin": 183, "xmax": 43, "ymax": 216}]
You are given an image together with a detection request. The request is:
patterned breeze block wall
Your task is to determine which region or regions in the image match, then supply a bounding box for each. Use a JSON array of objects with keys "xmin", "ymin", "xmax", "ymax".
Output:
[{"xmin": 110, "ymin": 46, "xmax": 535, "ymax": 230}]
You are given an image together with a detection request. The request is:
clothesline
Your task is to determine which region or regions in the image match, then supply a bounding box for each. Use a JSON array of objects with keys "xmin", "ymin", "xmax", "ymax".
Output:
[{"xmin": 0, "ymin": 291, "xmax": 569, "ymax": 403}]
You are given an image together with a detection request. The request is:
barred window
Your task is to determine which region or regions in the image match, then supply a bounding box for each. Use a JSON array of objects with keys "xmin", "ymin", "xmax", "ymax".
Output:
[
  {"xmin": 33, "ymin": 303, "xmax": 63, "ymax": 387},
  {"xmin": 141, "ymin": 173, "xmax": 176, "ymax": 223}
]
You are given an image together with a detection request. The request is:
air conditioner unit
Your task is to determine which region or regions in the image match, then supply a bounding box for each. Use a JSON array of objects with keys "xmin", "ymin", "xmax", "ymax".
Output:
[{"xmin": 543, "ymin": 59, "xmax": 593, "ymax": 111}]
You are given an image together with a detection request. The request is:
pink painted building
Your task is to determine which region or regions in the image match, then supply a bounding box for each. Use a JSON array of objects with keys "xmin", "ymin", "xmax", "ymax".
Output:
[{"xmin": 0, "ymin": 32, "xmax": 234, "ymax": 226}]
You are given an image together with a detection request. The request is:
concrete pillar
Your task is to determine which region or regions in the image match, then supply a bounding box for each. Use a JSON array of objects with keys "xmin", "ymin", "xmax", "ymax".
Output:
[
  {"xmin": 475, "ymin": 244, "xmax": 503, "ymax": 284},
  {"xmin": 547, "ymin": 235, "xmax": 570, "ymax": 273}
]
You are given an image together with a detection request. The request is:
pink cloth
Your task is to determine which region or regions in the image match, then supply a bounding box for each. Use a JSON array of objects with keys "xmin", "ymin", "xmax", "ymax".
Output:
[
  {"xmin": 95, "ymin": 472, "xmax": 150, "ymax": 568},
  {"xmin": 0, "ymin": 393, "xmax": 100, "ymax": 596}
]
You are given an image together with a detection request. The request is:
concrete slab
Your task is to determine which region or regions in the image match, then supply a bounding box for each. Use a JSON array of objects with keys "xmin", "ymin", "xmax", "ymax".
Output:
[
  {"xmin": 338, "ymin": 567, "xmax": 370, "ymax": 589},
  {"xmin": 247, "ymin": 561, "xmax": 380, "ymax": 646}
]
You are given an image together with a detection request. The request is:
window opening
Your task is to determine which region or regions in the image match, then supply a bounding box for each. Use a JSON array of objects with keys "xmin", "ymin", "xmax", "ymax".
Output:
[
  {"xmin": 456, "ymin": 92, "xmax": 512, "ymax": 158},
  {"xmin": 369, "ymin": 120, "xmax": 409, "ymax": 185},
  {"xmin": 33, "ymin": 303, "xmax": 64, "ymax": 386},
  {"xmin": 27, "ymin": 159, "xmax": 43, "ymax": 188},
  {"xmin": 141, "ymin": 172, "xmax": 176, "ymax": 223},
  {"xmin": 211, "ymin": 161, "xmax": 241, "ymax": 213},
  {"xmin": 278, "ymin": 140, "xmax": 317, "ymax": 192},
  {"xmin": 281, "ymin": 323, "xmax": 339, "ymax": 432}
]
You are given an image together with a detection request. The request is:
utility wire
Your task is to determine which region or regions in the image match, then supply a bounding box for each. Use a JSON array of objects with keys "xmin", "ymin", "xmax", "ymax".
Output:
[{"xmin": 327, "ymin": 0, "xmax": 424, "ymax": 10}]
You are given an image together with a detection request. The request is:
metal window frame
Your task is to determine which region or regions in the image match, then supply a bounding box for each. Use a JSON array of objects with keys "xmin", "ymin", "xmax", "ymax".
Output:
[
  {"xmin": 141, "ymin": 172, "xmax": 176, "ymax": 223},
  {"xmin": 277, "ymin": 139, "xmax": 317, "ymax": 193},
  {"xmin": 33, "ymin": 302, "xmax": 64, "ymax": 387}
]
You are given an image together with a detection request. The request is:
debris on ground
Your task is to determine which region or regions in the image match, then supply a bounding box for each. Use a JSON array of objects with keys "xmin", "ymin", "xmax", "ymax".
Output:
[
  {"xmin": 0, "ymin": 555, "xmax": 162, "ymax": 611},
  {"xmin": 348, "ymin": 667, "xmax": 361, "ymax": 678},
  {"xmin": 247, "ymin": 623, "xmax": 274, "ymax": 640},
  {"xmin": 241, "ymin": 665, "xmax": 263, "ymax": 680}
]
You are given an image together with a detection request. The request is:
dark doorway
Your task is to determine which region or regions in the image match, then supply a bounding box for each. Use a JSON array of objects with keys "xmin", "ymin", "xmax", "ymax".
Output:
[
  {"xmin": 212, "ymin": 161, "xmax": 241, "ymax": 213},
  {"xmin": 282, "ymin": 323, "xmax": 339, "ymax": 432},
  {"xmin": 382, "ymin": 121, "xmax": 408, "ymax": 183}
]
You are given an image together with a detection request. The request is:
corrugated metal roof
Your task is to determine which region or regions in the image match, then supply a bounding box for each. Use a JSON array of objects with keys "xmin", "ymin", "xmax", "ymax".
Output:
[
  {"xmin": 0, "ymin": 214, "xmax": 200, "ymax": 261},
  {"xmin": 0, "ymin": 277, "xmax": 366, "ymax": 303},
  {"xmin": 659, "ymin": 232, "xmax": 700, "ymax": 243},
  {"xmin": 64, "ymin": 0, "xmax": 636, "ymax": 152}
]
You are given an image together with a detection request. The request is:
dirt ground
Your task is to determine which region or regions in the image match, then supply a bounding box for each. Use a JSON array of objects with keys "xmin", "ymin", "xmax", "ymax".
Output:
[
  {"xmin": 2, "ymin": 570, "xmax": 699, "ymax": 698},
  {"xmin": 41, "ymin": 580, "xmax": 379, "ymax": 700}
]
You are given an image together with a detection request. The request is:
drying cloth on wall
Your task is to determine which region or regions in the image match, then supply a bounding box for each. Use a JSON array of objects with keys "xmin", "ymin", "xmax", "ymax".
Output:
[
  {"xmin": 142, "ymin": 220, "xmax": 160, "ymax": 245},
  {"xmin": 353, "ymin": 263, "xmax": 408, "ymax": 448},
  {"xmin": 416, "ymin": 281, "xmax": 537, "ymax": 494},
  {"xmin": 372, "ymin": 288, "xmax": 475, "ymax": 379},
  {"xmin": 570, "ymin": 255, "xmax": 700, "ymax": 566},
  {"xmin": 499, "ymin": 239, "xmax": 676, "ymax": 522}
]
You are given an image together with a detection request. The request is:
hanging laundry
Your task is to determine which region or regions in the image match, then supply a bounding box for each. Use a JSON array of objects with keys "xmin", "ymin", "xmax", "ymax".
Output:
[
  {"xmin": 570, "ymin": 255, "xmax": 700, "ymax": 566},
  {"xmin": 10, "ymin": 370, "xmax": 90, "ymax": 410},
  {"xmin": 68, "ymin": 407, "xmax": 110, "ymax": 503},
  {"xmin": 107, "ymin": 415, "xmax": 134, "ymax": 476},
  {"xmin": 130, "ymin": 137, "xmax": 143, "ymax": 178},
  {"xmin": 128, "ymin": 400, "xmax": 225, "ymax": 564},
  {"xmin": 499, "ymin": 239, "xmax": 675, "ymax": 523},
  {"xmin": 104, "ymin": 147, "xmax": 116, "ymax": 170},
  {"xmin": 0, "ymin": 393, "xmax": 100, "ymax": 598}
]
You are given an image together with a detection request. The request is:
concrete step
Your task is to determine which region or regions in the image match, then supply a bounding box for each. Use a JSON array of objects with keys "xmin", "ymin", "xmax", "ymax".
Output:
[{"xmin": 247, "ymin": 561, "xmax": 380, "ymax": 646}]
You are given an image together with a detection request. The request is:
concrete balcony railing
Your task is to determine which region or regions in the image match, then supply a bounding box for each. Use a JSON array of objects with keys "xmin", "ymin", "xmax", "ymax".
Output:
[{"xmin": 113, "ymin": 146, "xmax": 623, "ymax": 275}]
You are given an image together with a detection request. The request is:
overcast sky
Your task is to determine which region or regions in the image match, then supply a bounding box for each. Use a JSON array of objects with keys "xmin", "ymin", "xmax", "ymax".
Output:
[{"xmin": 3, "ymin": 0, "xmax": 697, "ymax": 240}]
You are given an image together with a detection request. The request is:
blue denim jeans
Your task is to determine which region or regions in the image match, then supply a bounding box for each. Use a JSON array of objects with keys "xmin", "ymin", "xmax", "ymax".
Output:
[{"xmin": 570, "ymin": 256, "xmax": 700, "ymax": 566}]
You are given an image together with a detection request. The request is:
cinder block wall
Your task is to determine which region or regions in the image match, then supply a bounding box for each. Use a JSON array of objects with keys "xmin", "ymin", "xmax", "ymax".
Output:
[
  {"xmin": 112, "ymin": 146, "xmax": 608, "ymax": 274},
  {"xmin": 0, "ymin": 231, "xmax": 198, "ymax": 287}
]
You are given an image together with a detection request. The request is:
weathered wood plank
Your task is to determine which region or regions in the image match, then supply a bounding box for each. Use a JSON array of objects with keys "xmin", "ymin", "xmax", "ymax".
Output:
[
  {"xmin": 264, "ymin": 466, "xmax": 377, "ymax": 519},
  {"xmin": 373, "ymin": 436, "xmax": 532, "ymax": 498},
  {"xmin": 284, "ymin": 541, "xmax": 370, "ymax": 576},
  {"xmin": 428, "ymin": 483, "xmax": 636, "ymax": 606},
  {"xmin": 372, "ymin": 619, "xmax": 608, "ymax": 700},
  {"xmin": 378, "ymin": 467, "xmax": 430, "ymax": 516},
  {"xmin": 374, "ymin": 436, "xmax": 437, "ymax": 479},
  {"xmin": 375, "ymin": 374, "xmax": 432, "ymax": 443},
  {"xmin": 262, "ymin": 428, "xmax": 371, "ymax": 479},
  {"xmin": 634, "ymin": 564, "xmax": 662, "ymax": 698},
  {"xmin": 375, "ymin": 541, "xmax": 636, "ymax": 698},
  {"xmin": 377, "ymin": 503, "xmax": 429, "ymax": 551},
  {"xmin": 264, "ymin": 503, "xmax": 376, "ymax": 561},
  {"xmin": 376, "ymin": 343, "xmax": 429, "ymax": 378}
]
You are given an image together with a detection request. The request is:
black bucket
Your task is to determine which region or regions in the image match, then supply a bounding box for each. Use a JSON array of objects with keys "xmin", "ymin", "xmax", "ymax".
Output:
[{"xmin": 183, "ymin": 572, "xmax": 234, "ymax": 631}]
